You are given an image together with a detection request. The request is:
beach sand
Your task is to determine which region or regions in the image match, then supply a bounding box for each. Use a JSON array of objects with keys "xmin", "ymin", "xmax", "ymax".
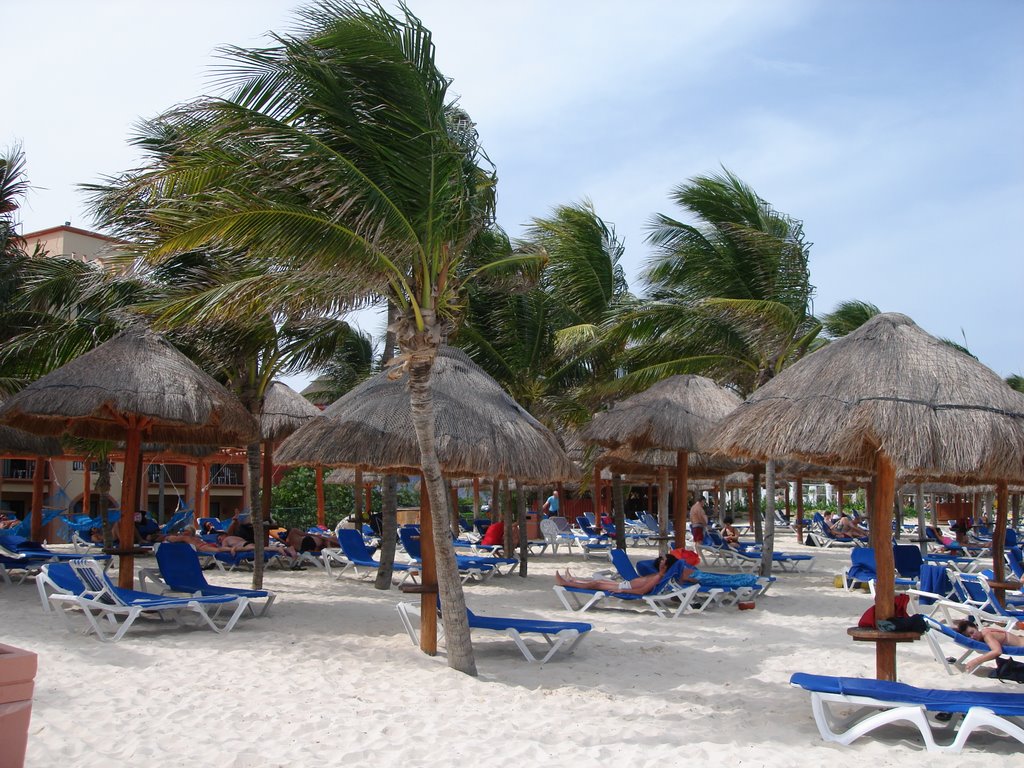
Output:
[{"xmin": 2, "ymin": 531, "xmax": 1017, "ymax": 767}]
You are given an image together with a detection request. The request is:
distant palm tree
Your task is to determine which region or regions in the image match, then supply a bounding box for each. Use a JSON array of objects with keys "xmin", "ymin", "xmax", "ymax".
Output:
[
  {"xmin": 822, "ymin": 299, "xmax": 880, "ymax": 339},
  {"xmin": 85, "ymin": 1, "xmax": 525, "ymax": 675},
  {"xmin": 1007, "ymin": 375, "xmax": 1024, "ymax": 394},
  {"xmin": 612, "ymin": 169, "xmax": 821, "ymax": 397},
  {"xmin": 455, "ymin": 201, "xmax": 629, "ymax": 426}
]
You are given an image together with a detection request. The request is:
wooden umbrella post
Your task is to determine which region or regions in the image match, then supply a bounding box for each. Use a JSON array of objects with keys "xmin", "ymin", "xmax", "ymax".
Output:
[
  {"xmin": 315, "ymin": 466, "xmax": 326, "ymax": 528},
  {"xmin": 419, "ymin": 475, "xmax": 438, "ymax": 655},
  {"xmin": 674, "ymin": 449, "xmax": 688, "ymax": 550},
  {"xmin": 117, "ymin": 420, "xmax": 143, "ymax": 589},
  {"xmin": 869, "ymin": 452, "xmax": 898, "ymax": 680},
  {"xmin": 592, "ymin": 465, "xmax": 602, "ymax": 531},
  {"xmin": 796, "ymin": 477, "xmax": 804, "ymax": 542},
  {"xmin": 992, "ymin": 480, "xmax": 1009, "ymax": 606}
]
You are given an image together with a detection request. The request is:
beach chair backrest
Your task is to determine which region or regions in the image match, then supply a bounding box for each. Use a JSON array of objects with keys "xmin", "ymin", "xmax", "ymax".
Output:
[
  {"xmin": 550, "ymin": 516, "xmax": 572, "ymax": 534},
  {"xmin": 399, "ymin": 527, "xmax": 422, "ymax": 560},
  {"xmin": 156, "ymin": 541, "xmax": 207, "ymax": 589},
  {"xmin": 850, "ymin": 547, "xmax": 876, "ymax": 572},
  {"xmin": 339, "ymin": 528, "xmax": 373, "ymax": 561},
  {"xmin": 70, "ymin": 558, "xmax": 121, "ymax": 604},
  {"xmin": 892, "ymin": 544, "xmax": 922, "ymax": 579},
  {"xmin": 41, "ymin": 562, "xmax": 86, "ymax": 595},
  {"xmin": 610, "ymin": 549, "xmax": 639, "ymax": 581},
  {"xmin": 1008, "ymin": 547, "xmax": 1024, "ymax": 580}
]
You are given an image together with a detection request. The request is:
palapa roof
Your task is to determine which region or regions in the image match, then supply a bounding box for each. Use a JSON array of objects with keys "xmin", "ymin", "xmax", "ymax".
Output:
[
  {"xmin": 596, "ymin": 445, "xmax": 747, "ymax": 477},
  {"xmin": 325, "ymin": 468, "xmax": 410, "ymax": 485},
  {"xmin": 581, "ymin": 374, "xmax": 742, "ymax": 452},
  {"xmin": 260, "ymin": 381, "xmax": 321, "ymax": 442},
  {"xmin": 276, "ymin": 346, "xmax": 576, "ymax": 482},
  {"xmin": 0, "ymin": 403, "xmax": 63, "ymax": 457},
  {"xmin": 706, "ymin": 313, "xmax": 1024, "ymax": 485},
  {"xmin": 0, "ymin": 328, "xmax": 258, "ymax": 446}
]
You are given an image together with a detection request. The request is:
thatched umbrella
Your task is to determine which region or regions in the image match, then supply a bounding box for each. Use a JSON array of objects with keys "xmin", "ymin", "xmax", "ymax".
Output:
[
  {"xmin": 277, "ymin": 346, "xmax": 575, "ymax": 654},
  {"xmin": 277, "ymin": 347, "xmax": 575, "ymax": 481},
  {"xmin": 581, "ymin": 375, "xmax": 742, "ymax": 548},
  {"xmin": 706, "ymin": 312, "xmax": 1024, "ymax": 679},
  {"xmin": 0, "ymin": 413, "xmax": 63, "ymax": 539},
  {"xmin": 0, "ymin": 327, "xmax": 258, "ymax": 587},
  {"xmin": 258, "ymin": 381, "xmax": 321, "ymax": 523}
]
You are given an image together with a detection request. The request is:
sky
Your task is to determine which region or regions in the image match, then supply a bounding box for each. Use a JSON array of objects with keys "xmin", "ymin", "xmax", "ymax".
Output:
[{"xmin": 4, "ymin": 0, "xmax": 1022, "ymax": 388}]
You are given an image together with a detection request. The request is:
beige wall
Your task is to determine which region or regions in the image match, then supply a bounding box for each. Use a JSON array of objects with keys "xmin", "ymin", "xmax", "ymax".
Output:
[{"xmin": 21, "ymin": 226, "xmax": 126, "ymax": 265}]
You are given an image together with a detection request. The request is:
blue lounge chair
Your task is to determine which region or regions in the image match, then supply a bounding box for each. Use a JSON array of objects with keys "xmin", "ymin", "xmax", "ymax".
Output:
[
  {"xmin": 842, "ymin": 547, "xmax": 918, "ymax": 594},
  {"xmin": 552, "ymin": 559, "xmax": 701, "ymax": 618},
  {"xmin": 790, "ymin": 672, "xmax": 1024, "ymax": 753},
  {"xmin": 607, "ymin": 549, "xmax": 720, "ymax": 613},
  {"xmin": 396, "ymin": 602, "xmax": 592, "ymax": 664},
  {"xmin": 810, "ymin": 513, "xmax": 867, "ymax": 548},
  {"xmin": 137, "ymin": 541, "xmax": 276, "ymax": 617},
  {"xmin": 399, "ymin": 527, "xmax": 504, "ymax": 582},
  {"xmin": 323, "ymin": 528, "xmax": 418, "ymax": 583},
  {"xmin": 50, "ymin": 559, "xmax": 250, "ymax": 642}
]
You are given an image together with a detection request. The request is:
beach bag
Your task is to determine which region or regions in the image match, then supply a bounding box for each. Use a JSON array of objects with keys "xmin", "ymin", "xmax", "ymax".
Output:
[
  {"xmin": 858, "ymin": 593, "xmax": 911, "ymax": 628},
  {"xmin": 670, "ymin": 548, "xmax": 700, "ymax": 566},
  {"xmin": 994, "ymin": 657, "xmax": 1024, "ymax": 684}
]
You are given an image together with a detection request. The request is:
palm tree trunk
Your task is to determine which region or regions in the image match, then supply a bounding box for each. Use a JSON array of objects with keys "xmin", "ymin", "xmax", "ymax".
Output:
[
  {"xmin": 246, "ymin": 441, "xmax": 266, "ymax": 589},
  {"xmin": 760, "ymin": 460, "xmax": 776, "ymax": 578},
  {"xmin": 405, "ymin": 351, "xmax": 476, "ymax": 676},
  {"xmin": 96, "ymin": 455, "xmax": 113, "ymax": 550},
  {"xmin": 751, "ymin": 470, "xmax": 763, "ymax": 544},
  {"xmin": 502, "ymin": 479, "xmax": 513, "ymax": 557},
  {"xmin": 612, "ymin": 474, "xmax": 626, "ymax": 551},
  {"xmin": 374, "ymin": 473, "xmax": 399, "ymax": 590},
  {"xmin": 657, "ymin": 466, "xmax": 669, "ymax": 557},
  {"xmin": 515, "ymin": 480, "xmax": 528, "ymax": 576}
]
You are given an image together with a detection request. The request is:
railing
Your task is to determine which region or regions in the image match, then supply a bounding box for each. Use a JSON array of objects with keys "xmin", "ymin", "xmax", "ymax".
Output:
[{"xmin": 146, "ymin": 464, "xmax": 187, "ymax": 485}]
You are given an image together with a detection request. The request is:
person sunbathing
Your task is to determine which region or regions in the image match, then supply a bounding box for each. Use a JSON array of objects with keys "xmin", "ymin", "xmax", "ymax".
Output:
[
  {"xmin": 721, "ymin": 517, "xmax": 741, "ymax": 546},
  {"xmin": 831, "ymin": 514, "xmax": 867, "ymax": 537},
  {"xmin": 164, "ymin": 528, "xmax": 234, "ymax": 554},
  {"xmin": 954, "ymin": 618, "xmax": 1024, "ymax": 674},
  {"xmin": 555, "ymin": 554, "xmax": 677, "ymax": 595}
]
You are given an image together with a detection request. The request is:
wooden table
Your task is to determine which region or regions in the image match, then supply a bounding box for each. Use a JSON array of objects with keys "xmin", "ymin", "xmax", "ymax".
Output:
[{"xmin": 847, "ymin": 626, "xmax": 923, "ymax": 681}]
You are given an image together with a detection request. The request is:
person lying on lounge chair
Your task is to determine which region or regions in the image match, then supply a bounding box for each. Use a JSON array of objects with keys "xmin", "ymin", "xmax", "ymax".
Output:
[
  {"xmin": 954, "ymin": 618, "xmax": 1024, "ymax": 674},
  {"xmin": 832, "ymin": 513, "xmax": 867, "ymax": 537},
  {"xmin": 164, "ymin": 528, "xmax": 241, "ymax": 554},
  {"xmin": 555, "ymin": 554, "xmax": 678, "ymax": 595}
]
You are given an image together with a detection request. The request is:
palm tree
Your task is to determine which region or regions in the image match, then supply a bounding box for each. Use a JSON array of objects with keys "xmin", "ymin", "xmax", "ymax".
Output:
[
  {"xmin": 822, "ymin": 300, "xmax": 880, "ymax": 339},
  {"xmin": 1008, "ymin": 375, "xmax": 1024, "ymax": 394},
  {"xmin": 612, "ymin": 168, "xmax": 821, "ymax": 398},
  {"xmin": 85, "ymin": 0, "xmax": 523, "ymax": 675}
]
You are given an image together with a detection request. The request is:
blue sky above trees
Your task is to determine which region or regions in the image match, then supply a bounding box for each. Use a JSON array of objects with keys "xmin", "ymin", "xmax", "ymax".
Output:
[{"xmin": 5, "ymin": 0, "xmax": 1021, "ymax": 379}]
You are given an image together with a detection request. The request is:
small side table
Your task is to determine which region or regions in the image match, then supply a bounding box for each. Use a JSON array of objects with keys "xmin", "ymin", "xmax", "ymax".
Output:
[{"xmin": 846, "ymin": 626, "xmax": 923, "ymax": 681}]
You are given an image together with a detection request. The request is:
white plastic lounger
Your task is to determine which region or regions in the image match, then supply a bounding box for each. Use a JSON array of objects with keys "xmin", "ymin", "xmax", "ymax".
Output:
[
  {"xmin": 397, "ymin": 602, "xmax": 592, "ymax": 664},
  {"xmin": 790, "ymin": 672, "xmax": 1024, "ymax": 753}
]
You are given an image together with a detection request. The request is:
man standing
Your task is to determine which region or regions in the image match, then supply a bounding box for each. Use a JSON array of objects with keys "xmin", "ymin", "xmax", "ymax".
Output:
[
  {"xmin": 542, "ymin": 490, "xmax": 559, "ymax": 517},
  {"xmin": 689, "ymin": 495, "xmax": 708, "ymax": 545}
]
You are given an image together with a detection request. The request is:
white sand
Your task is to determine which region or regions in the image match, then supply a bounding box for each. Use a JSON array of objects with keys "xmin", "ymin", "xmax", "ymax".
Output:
[{"xmin": 2, "ymin": 531, "xmax": 1018, "ymax": 767}]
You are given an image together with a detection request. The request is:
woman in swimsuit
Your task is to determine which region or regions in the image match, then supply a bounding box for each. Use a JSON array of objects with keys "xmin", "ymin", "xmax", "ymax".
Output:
[
  {"xmin": 954, "ymin": 618, "xmax": 1024, "ymax": 673},
  {"xmin": 555, "ymin": 554, "xmax": 677, "ymax": 595}
]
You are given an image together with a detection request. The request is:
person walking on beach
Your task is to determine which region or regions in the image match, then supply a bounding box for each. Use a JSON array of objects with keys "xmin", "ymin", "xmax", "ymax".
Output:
[
  {"xmin": 542, "ymin": 490, "xmax": 559, "ymax": 517},
  {"xmin": 689, "ymin": 496, "xmax": 708, "ymax": 545},
  {"xmin": 555, "ymin": 554, "xmax": 677, "ymax": 595}
]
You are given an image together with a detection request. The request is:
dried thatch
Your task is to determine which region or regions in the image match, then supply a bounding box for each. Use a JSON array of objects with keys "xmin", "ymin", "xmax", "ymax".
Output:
[
  {"xmin": 325, "ymin": 468, "xmax": 410, "ymax": 485},
  {"xmin": 581, "ymin": 375, "xmax": 742, "ymax": 451},
  {"xmin": 0, "ymin": 403, "xmax": 63, "ymax": 456},
  {"xmin": 596, "ymin": 445, "xmax": 747, "ymax": 477},
  {"xmin": 261, "ymin": 381, "xmax": 321, "ymax": 442},
  {"xmin": 0, "ymin": 328, "xmax": 257, "ymax": 446},
  {"xmin": 706, "ymin": 313, "xmax": 1024, "ymax": 484},
  {"xmin": 276, "ymin": 346, "xmax": 575, "ymax": 483}
]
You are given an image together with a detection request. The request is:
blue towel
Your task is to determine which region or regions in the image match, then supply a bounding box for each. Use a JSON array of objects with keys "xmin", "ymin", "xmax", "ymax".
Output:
[{"xmin": 917, "ymin": 563, "xmax": 951, "ymax": 604}]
